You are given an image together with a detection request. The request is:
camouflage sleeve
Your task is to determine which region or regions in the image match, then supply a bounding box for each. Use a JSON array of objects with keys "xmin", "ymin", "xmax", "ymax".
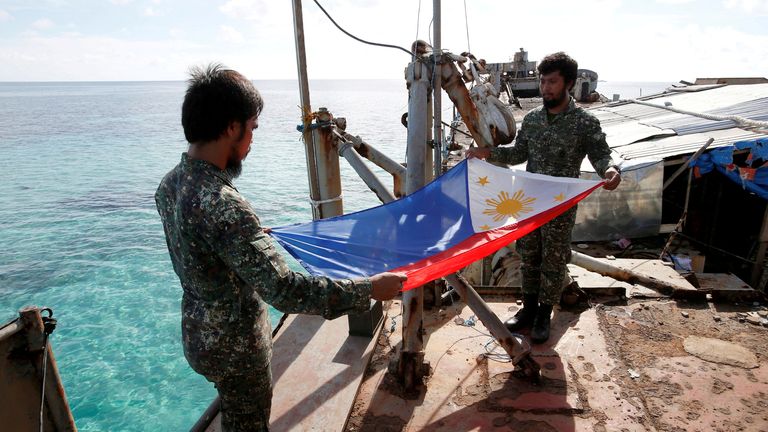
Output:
[
  {"xmin": 488, "ymin": 117, "xmax": 529, "ymax": 165},
  {"xmin": 205, "ymin": 193, "xmax": 372, "ymax": 320},
  {"xmin": 583, "ymin": 115, "xmax": 616, "ymax": 178}
]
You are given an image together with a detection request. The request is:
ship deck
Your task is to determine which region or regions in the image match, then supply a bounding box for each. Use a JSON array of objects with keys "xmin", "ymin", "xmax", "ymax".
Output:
[{"xmin": 347, "ymin": 294, "xmax": 768, "ymax": 431}]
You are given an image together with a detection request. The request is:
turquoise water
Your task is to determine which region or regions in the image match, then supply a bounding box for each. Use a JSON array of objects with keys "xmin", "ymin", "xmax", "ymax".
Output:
[
  {"xmin": 0, "ymin": 79, "xmax": 671, "ymax": 431},
  {"xmin": 0, "ymin": 80, "xmax": 408, "ymax": 431}
]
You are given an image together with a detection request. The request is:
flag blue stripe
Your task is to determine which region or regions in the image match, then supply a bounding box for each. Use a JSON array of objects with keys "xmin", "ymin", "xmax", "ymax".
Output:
[{"xmin": 270, "ymin": 160, "xmax": 475, "ymax": 278}]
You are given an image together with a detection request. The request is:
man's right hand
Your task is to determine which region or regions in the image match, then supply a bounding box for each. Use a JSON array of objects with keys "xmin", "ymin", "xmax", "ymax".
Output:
[
  {"xmin": 465, "ymin": 146, "xmax": 491, "ymax": 160},
  {"xmin": 370, "ymin": 272, "xmax": 407, "ymax": 300}
]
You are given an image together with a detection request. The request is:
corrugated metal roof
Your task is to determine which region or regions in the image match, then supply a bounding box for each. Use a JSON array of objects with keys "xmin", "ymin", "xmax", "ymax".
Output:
[
  {"xmin": 643, "ymin": 97, "xmax": 768, "ymax": 135},
  {"xmin": 588, "ymin": 83, "xmax": 768, "ymax": 162},
  {"xmin": 638, "ymin": 83, "xmax": 768, "ymax": 111},
  {"xmin": 613, "ymin": 128, "xmax": 767, "ymax": 161}
]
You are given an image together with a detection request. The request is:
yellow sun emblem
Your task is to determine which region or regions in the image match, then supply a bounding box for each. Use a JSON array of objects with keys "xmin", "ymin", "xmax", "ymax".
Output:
[{"xmin": 483, "ymin": 190, "xmax": 536, "ymax": 222}]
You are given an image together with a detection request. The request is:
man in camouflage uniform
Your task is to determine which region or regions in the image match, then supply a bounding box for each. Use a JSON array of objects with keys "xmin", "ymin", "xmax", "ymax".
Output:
[
  {"xmin": 155, "ymin": 63, "xmax": 405, "ymax": 431},
  {"xmin": 467, "ymin": 52, "xmax": 621, "ymax": 344}
]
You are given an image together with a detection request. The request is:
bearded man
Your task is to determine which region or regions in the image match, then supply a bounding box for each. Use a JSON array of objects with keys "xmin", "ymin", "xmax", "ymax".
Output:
[
  {"xmin": 155, "ymin": 63, "xmax": 405, "ymax": 431},
  {"xmin": 466, "ymin": 52, "xmax": 621, "ymax": 344}
]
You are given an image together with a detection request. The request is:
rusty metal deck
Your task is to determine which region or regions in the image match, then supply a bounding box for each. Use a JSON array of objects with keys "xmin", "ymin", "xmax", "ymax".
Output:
[{"xmin": 348, "ymin": 298, "xmax": 768, "ymax": 431}]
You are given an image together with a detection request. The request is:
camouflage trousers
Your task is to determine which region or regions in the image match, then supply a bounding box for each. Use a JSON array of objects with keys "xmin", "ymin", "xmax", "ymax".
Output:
[
  {"xmin": 212, "ymin": 367, "xmax": 273, "ymax": 432},
  {"xmin": 517, "ymin": 206, "xmax": 577, "ymax": 305}
]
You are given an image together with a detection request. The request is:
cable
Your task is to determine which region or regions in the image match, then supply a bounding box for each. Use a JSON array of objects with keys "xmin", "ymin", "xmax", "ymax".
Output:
[
  {"xmin": 313, "ymin": 0, "xmax": 412, "ymax": 56},
  {"xmin": 39, "ymin": 335, "xmax": 48, "ymax": 432},
  {"xmin": 414, "ymin": 0, "xmax": 422, "ymax": 62}
]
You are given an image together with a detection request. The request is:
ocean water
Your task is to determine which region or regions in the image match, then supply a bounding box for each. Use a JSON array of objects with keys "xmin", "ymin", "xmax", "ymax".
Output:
[{"xmin": 0, "ymin": 79, "xmax": 671, "ymax": 431}]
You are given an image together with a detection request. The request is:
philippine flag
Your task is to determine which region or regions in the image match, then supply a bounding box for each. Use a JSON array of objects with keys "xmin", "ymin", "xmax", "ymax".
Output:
[{"xmin": 269, "ymin": 158, "xmax": 603, "ymax": 291}]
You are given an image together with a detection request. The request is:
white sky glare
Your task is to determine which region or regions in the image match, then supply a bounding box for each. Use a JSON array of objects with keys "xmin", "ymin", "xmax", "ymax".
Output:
[{"xmin": 0, "ymin": 0, "xmax": 766, "ymax": 82}]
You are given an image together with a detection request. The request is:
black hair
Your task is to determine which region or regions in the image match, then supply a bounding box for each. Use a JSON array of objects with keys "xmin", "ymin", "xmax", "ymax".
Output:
[
  {"xmin": 538, "ymin": 52, "xmax": 578, "ymax": 90},
  {"xmin": 181, "ymin": 63, "xmax": 263, "ymax": 144}
]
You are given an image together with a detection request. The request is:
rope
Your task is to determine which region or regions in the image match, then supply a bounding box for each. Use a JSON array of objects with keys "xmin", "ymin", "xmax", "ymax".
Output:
[
  {"xmin": 630, "ymin": 99, "xmax": 768, "ymax": 129},
  {"xmin": 312, "ymin": 0, "xmax": 412, "ymax": 56},
  {"xmin": 309, "ymin": 194, "xmax": 343, "ymax": 209},
  {"xmin": 463, "ymin": 0, "xmax": 471, "ymax": 52}
]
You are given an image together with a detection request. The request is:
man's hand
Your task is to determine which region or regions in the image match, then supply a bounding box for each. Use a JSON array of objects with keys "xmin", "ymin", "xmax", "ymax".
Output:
[
  {"xmin": 603, "ymin": 167, "xmax": 621, "ymax": 191},
  {"xmin": 465, "ymin": 146, "xmax": 491, "ymax": 160},
  {"xmin": 370, "ymin": 272, "xmax": 407, "ymax": 300}
]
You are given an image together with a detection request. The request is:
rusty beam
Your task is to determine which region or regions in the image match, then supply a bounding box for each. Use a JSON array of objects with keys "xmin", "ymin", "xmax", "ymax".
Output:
[
  {"xmin": 444, "ymin": 274, "xmax": 540, "ymax": 380},
  {"xmin": 337, "ymin": 130, "xmax": 406, "ymax": 198}
]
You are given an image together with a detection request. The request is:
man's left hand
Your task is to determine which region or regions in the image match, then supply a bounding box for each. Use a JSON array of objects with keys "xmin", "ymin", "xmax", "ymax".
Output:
[{"xmin": 603, "ymin": 167, "xmax": 621, "ymax": 190}]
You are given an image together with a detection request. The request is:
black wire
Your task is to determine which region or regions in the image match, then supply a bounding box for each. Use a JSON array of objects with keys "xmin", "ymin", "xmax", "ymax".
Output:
[{"xmin": 313, "ymin": 0, "xmax": 413, "ymax": 57}]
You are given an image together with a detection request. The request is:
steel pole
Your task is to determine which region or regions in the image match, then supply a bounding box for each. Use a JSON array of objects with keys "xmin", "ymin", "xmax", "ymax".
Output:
[
  {"xmin": 337, "ymin": 135, "xmax": 396, "ymax": 204},
  {"xmin": 337, "ymin": 130, "xmax": 406, "ymax": 198},
  {"xmin": 399, "ymin": 60, "xmax": 429, "ymax": 389},
  {"xmin": 444, "ymin": 274, "xmax": 539, "ymax": 378},
  {"xmin": 291, "ymin": 0, "xmax": 323, "ymax": 220},
  {"xmin": 311, "ymin": 108, "xmax": 344, "ymax": 218}
]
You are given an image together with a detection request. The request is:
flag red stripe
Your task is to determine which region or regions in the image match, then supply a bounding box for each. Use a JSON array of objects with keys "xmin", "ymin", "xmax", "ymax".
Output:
[{"xmin": 394, "ymin": 182, "xmax": 604, "ymax": 290}]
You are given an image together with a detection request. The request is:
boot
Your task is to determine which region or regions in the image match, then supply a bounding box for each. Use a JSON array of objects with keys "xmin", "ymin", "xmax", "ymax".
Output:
[
  {"xmin": 531, "ymin": 303, "xmax": 553, "ymax": 344},
  {"xmin": 504, "ymin": 294, "xmax": 538, "ymax": 332}
]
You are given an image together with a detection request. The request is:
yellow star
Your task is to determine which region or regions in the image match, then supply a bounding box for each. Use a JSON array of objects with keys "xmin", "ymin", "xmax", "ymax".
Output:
[
  {"xmin": 479, "ymin": 224, "xmax": 491, "ymax": 231},
  {"xmin": 477, "ymin": 176, "xmax": 490, "ymax": 186},
  {"xmin": 554, "ymin": 193, "xmax": 565, "ymax": 202}
]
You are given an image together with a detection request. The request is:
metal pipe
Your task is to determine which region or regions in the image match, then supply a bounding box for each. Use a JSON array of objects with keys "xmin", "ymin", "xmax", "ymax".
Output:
[
  {"xmin": 291, "ymin": 0, "xmax": 323, "ymax": 220},
  {"xmin": 432, "ymin": 0, "xmax": 442, "ymax": 178},
  {"xmin": 0, "ymin": 320, "xmax": 22, "ymax": 341},
  {"xmin": 444, "ymin": 274, "xmax": 540, "ymax": 379},
  {"xmin": 570, "ymin": 250, "xmax": 697, "ymax": 297},
  {"xmin": 338, "ymin": 130, "xmax": 406, "ymax": 197},
  {"xmin": 662, "ymin": 137, "xmax": 714, "ymax": 191},
  {"xmin": 338, "ymin": 138, "xmax": 396, "ymax": 204}
]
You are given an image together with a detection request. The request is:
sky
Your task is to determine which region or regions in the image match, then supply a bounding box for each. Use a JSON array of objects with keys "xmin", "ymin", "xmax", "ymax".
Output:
[{"xmin": 0, "ymin": 0, "xmax": 766, "ymax": 82}]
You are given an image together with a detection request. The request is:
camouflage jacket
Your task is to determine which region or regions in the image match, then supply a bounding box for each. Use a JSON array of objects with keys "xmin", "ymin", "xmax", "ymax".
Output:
[
  {"xmin": 489, "ymin": 97, "xmax": 616, "ymax": 178},
  {"xmin": 155, "ymin": 153, "xmax": 372, "ymax": 379}
]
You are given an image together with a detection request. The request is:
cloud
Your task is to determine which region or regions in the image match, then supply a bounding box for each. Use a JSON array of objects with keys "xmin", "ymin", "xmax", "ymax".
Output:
[
  {"xmin": 144, "ymin": 7, "xmax": 160, "ymax": 17},
  {"xmin": 656, "ymin": 0, "xmax": 695, "ymax": 3},
  {"xmin": 219, "ymin": 0, "xmax": 269, "ymax": 22},
  {"xmin": 32, "ymin": 18, "xmax": 55, "ymax": 30},
  {"xmin": 0, "ymin": 33, "xmax": 206, "ymax": 81},
  {"xmin": 723, "ymin": 0, "xmax": 768, "ymax": 13},
  {"xmin": 219, "ymin": 25, "xmax": 244, "ymax": 43},
  {"xmin": 0, "ymin": 9, "xmax": 11, "ymax": 21},
  {"xmin": 169, "ymin": 28, "xmax": 185, "ymax": 38},
  {"xmin": 110, "ymin": 0, "xmax": 133, "ymax": 4}
]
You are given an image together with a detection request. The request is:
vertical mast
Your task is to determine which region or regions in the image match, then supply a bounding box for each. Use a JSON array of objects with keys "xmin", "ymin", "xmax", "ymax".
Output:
[{"xmin": 291, "ymin": 0, "xmax": 323, "ymax": 221}]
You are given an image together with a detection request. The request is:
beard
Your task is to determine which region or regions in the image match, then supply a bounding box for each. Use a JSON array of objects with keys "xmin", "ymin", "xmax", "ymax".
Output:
[
  {"xmin": 542, "ymin": 88, "xmax": 569, "ymax": 109},
  {"xmin": 225, "ymin": 156, "xmax": 243, "ymax": 179}
]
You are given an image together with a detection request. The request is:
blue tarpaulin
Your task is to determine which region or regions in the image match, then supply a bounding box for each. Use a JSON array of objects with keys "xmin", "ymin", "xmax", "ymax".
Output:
[{"xmin": 690, "ymin": 138, "xmax": 768, "ymax": 201}]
